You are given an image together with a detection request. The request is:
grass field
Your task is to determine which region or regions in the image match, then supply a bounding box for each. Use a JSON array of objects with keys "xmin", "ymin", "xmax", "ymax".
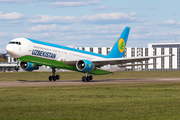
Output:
[
  {"xmin": 0, "ymin": 83, "xmax": 180, "ymax": 120},
  {"xmin": 1, "ymin": 71, "xmax": 180, "ymax": 119},
  {"xmin": 1, "ymin": 71, "xmax": 180, "ymax": 81}
]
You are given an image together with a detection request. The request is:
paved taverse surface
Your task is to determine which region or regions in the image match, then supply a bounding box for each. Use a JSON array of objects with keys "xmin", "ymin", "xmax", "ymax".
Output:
[{"xmin": 0, "ymin": 78, "xmax": 180, "ymax": 87}]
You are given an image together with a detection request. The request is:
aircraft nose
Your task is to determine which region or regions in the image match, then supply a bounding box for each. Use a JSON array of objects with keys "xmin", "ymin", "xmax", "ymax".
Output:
[{"xmin": 6, "ymin": 44, "xmax": 14, "ymax": 56}]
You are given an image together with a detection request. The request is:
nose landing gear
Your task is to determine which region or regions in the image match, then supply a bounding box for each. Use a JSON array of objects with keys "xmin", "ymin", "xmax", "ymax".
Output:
[{"xmin": 49, "ymin": 67, "xmax": 60, "ymax": 81}]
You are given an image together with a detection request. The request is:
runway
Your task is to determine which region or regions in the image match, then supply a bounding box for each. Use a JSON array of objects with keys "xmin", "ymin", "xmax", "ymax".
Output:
[{"xmin": 0, "ymin": 78, "xmax": 180, "ymax": 87}]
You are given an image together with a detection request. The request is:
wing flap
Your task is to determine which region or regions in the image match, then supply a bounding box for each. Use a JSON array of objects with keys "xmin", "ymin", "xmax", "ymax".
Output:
[
  {"xmin": 118, "ymin": 63, "xmax": 155, "ymax": 67},
  {"xmin": 92, "ymin": 54, "xmax": 174, "ymax": 66}
]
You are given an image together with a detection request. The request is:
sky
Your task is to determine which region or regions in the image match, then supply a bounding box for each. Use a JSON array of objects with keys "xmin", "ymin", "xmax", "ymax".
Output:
[{"xmin": 0, "ymin": 0, "xmax": 180, "ymax": 53}]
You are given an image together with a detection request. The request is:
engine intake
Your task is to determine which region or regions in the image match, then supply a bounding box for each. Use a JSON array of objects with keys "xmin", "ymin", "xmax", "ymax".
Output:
[
  {"xmin": 76, "ymin": 59, "xmax": 95, "ymax": 73},
  {"xmin": 20, "ymin": 62, "xmax": 39, "ymax": 71}
]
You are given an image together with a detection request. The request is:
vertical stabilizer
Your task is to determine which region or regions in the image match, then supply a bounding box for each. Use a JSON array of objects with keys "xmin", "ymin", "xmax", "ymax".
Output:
[{"xmin": 107, "ymin": 27, "xmax": 130, "ymax": 58}]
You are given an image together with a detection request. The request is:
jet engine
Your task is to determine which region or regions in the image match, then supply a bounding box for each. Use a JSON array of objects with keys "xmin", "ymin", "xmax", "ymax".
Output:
[
  {"xmin": 20, "ymin": 62, "xmax": 39, "ymax": 71},
  {"xmin": 76, "ymin": 59, "xmax": 95, "ymax": 73}
]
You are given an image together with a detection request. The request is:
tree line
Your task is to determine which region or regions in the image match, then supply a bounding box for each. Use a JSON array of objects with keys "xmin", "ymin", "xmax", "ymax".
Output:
[{"xmin": 0, "ymin": 53, "xmax": 7, "ymax": 62}]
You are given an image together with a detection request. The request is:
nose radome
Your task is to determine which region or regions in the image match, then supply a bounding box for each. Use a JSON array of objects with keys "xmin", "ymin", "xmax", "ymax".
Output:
[
  {"xmin": 6, "ymin": 44, "xmax": 13, "ymax": 53},
  {"xmin": 6, "ymin": 44, "xmax": 15, "ymax": 57}
]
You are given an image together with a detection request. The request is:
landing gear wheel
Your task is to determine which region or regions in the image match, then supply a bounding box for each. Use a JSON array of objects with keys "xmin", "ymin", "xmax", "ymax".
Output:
[
  {"xmin": 49, "ymin": 76, "xmax": 52, "ymax": 81},
  {"xmin": 86, "ymin": 77, "xmax": 90, "ymax": 82},
  {"xmin": 82, "ymin": 73, "xmax": 93, "ymax": 82},
  {"xmin": 89, "ymin": 75, "xmax": 93, "ymax": 80},
  {"xmin": 56, "ymin": 75, "xmax": 60, "ymax": 80},
  {"xmin": 49, "ymin": 68, "xmax": 61, "ymax": 81},
  {"xmin": 82, "ymin": 76, "xmax": 86, "ymax": 81},
  {"xmin": 53, "ymin": 76, "xmax": 56, "ymax": 81}
]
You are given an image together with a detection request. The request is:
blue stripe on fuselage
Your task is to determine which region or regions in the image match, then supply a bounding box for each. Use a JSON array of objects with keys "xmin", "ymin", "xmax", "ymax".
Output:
[{"xmin": 27, "ymin": 38, "xmax": 108, "ymax": 58}]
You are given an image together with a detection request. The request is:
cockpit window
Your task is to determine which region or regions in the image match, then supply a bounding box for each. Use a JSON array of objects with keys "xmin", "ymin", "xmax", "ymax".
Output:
[{"xmin": 9, "ymin": 41, "xmax": 21, "ymax": 45}]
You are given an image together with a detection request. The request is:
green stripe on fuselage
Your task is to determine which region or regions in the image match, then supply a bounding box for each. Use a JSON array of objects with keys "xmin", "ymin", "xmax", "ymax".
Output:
[{"xmin": 19, "ymin": 55, "xmax": 111, "ymax": 75}]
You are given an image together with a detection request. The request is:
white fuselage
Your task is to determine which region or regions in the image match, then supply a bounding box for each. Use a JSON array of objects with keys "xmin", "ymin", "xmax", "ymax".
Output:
[
  {"xmin": 6, "ymin": 38, "xmax": 106, "ymax": 61},
  {"xmin": 6, "ymin": 38, "xmax": 125, "ymax": 72}
]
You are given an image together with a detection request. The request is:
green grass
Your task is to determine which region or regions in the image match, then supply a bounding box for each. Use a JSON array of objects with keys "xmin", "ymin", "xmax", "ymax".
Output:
[
  {"xmin": 0, "ymin": 71, "xmax": 180, "ymax": 81},
  {"xmin": 0, "ymin": 83, "xmax": 180, "ymax": 120}
]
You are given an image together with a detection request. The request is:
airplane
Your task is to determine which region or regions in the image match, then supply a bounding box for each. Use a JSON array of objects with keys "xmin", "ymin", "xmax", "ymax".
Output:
[{"xmin": 6, "ymin": 27, "xmax": 173, "ymax": 81}]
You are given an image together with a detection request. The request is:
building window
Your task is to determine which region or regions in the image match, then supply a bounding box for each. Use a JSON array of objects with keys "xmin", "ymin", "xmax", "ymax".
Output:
[
  {"xmin": 161, "ymin": 48, "xmax": 164, "ymax": 71},
  {"xmin": 90, "ymin": 47, "xmax": 93, "ymax": 52},
  {"xmin": 169, "ymin": 48, "xmax": 172, "ymax": 70},
  {"xmin": 123, "ymin": 48, "xmax": 127, "ymax": 57},
  {"xmin": 98, "ymin": 48, "xmax": 102, "ymax": 54},
  {"xmin": 131, "ymin": 48, "xmax": 135, "ymax": 57},
  {"xmin": 107, "ymin": 48, "xmax": 110, "ymax": 55}
]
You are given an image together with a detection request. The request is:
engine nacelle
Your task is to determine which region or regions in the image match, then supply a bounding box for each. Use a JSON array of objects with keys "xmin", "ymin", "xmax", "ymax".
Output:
[
  {"xmin": 20, "ymin": 62, "xmax": 39, "ymax": 71},
  {"xmin": 76, "ymin": 59, "xmax": 95, "ymax": 73}
]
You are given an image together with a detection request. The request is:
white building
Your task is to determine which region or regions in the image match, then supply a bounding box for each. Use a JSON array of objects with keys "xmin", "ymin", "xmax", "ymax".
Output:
[{"xmin": 76, "ymin": 43, "xmax": 180, "ymax": 71}]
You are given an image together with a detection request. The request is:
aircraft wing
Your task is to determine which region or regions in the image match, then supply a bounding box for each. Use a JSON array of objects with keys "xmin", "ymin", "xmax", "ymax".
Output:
[
  {"xmin": 91, "ymin": 54, "xmax": 174, "ymax": 66},
  {"xmin": 63, "ymin": 54, "xmax": 173, "ymax": 67}
]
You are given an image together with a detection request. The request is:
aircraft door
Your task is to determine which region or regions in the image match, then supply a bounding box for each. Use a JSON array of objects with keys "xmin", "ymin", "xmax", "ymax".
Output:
[{"xmin": 28, "ymin": 42, "xmax": 32, "ymax": 52}]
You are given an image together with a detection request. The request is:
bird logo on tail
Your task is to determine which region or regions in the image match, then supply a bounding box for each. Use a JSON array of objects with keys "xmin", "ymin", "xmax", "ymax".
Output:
[{"xmin": 118, "ymin": 38, "xmax": 125, "ymax": 53}]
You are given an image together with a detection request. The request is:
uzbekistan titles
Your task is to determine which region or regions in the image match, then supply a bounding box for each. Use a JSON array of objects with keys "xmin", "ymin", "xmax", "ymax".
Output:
[{"xmin": 32, "ymin": 49, "xmax": 56, "ymax": 59}]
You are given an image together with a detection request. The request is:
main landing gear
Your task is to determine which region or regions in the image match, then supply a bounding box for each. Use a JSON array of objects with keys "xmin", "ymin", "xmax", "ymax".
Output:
[
  {"xmin": 49, "ymin": 68, "xmax": 60, "ymax": 81},
  {"xmin": 82, "ymin": 73, "xmax": 93, "ymax": 82}
]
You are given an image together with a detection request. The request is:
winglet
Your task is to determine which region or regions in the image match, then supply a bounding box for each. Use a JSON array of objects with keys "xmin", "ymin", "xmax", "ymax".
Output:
[{"xmin": 107, "ymin": 27, "xmax": 130, "ymax": 58}]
